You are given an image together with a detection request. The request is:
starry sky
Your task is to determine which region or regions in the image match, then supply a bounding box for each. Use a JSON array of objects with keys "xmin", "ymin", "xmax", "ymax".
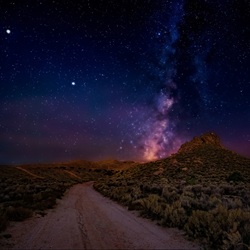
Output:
[{"xmin": 0, "ymin": 0, "xmax": 249, "ymax": 164}]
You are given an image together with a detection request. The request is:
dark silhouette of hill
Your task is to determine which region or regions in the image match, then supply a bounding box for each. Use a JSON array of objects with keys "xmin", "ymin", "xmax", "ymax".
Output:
[
  {"xmin": 178, "ymin": 132, "xmax": 222, "ymax": 153},
  {"xmin": 122, "ymin": 132, "xmax": 249, "ymax": 184},
  {"xmin": 63, "ymin": 159, "xmax": 136, "ymax": 170},
  {"xmin": 14, "ymin": 159, "xmax": 137, "ymax": 171}
]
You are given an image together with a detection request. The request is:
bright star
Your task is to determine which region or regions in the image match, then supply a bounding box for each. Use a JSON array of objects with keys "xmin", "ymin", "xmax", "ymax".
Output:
[
  {"xmin": 6, "ymin": 29, "xmax": 11, "ymax": 34},
  {"xmin": 71, "ymin": 82, "xmax": 75, "ymax": 86}
]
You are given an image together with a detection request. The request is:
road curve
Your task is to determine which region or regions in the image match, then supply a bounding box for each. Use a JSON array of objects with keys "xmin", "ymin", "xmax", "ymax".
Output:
[{"xmin": 1, "ymin": 182, "xmax": 200, "ymax": 249}]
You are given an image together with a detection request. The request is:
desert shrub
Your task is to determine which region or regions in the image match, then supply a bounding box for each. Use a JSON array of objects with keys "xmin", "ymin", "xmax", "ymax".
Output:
[
  {"xmin": 186, "ymin": 176, "xmax": 197, "ymax": 185},
  {"xmin": 93, "ymin": 182, "xmax": 104, "ymax": 191},
  {"xmin": 228, "ymin": 208, "xmax": 250, "ymax": 247},
  {"xmin": 128, "ymin": 199, "xmax": 144, "ymax": 210},
  {"xmin": 150, "ymin": 185, "xmax": 163, "ymax": 195},
  {"xmin": 6, "ymin": 206, "xmax": 33, "ymax": 221},
  {"xmin": 120, "ymin": 193, "xmax": 133, "ymax": 205},
  {"xmin": 161, "ymin": 187, "xmax": 171, "ymax": 200},
  {"xmin": 185, "ymin": 205, "xmax": 250, "ymax": 249},
  {"xmin": 210, "ymin": 185, "xmax": 224, "ymax": 196},
  {"xmin": 201, "ymin": 186, "xmax": 212, "ymax": 195},
  {"xmin": 138, "ymin": 194, "xmax": 163, "ymax": 219},
  {"xmin": 161, "ymin": 201, "xmax": 188, "ymax": 228},
  {"xmin": 33, "ymin": 193, "xmax": 43, "ymax": 202},
  {"xmin": 180, "ymin": 194, "xmax": 193, "ymax": 210},
  {"xmin": 222, "ymin": 196, "xmax": 243, "ymax": 209},
  {"xmin": 130, "ymin": 186, "xmax": 143, "ymax": 200},
  {"xmin": 33, "ymin": 196, "xmax": 56, "ymax": 210},
  {"xmin": 110, "ymin": 187, "xmax": 131, "ymax": 201},
  {"xmin": 183, "ymin": 185, "xmax": 193, "ymax": 193},
  {"xmin": 227, "ymin": 171, "xmax": 244, "ymax": 183},
  {"xmin": 0, "ymin": 211, "xmax": 8, "ymax": 232},
  {"xmin": 185, "ymin": 210, "xmax": 223, "ymax": 247},
  {"xmin": 192, "ymin": 184, "xmax": 202, "ymax": 196},
  {"xmin": 208, "ymin": 194, "xmax": 222, "ymax": 209},
  {"xmin": 140, "ymin": 184, "xmax": 151, "ymax": 193},
  {"xmin": 162, "ymin": 187, "xmax": 179, "ymax": 203},
  {"xmin": 197, "ymin": 193, "xmax": 211, "ymax": 210},
  {"xmin": 127, "ymin": 180, "xmax": 135, "ymax": 186},
  {"xmin": 220, "ymin": 184, "xmax": 234, "ymax": 195}
]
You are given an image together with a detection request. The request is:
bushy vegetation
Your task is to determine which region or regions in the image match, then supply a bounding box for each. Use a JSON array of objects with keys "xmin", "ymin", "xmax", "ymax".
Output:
[
  {"xmin": 0, "ymin": 163, "xmax": 117, "ymax": 232},
  {"xmin": 1, "ymin": 134, "xmax": 249, "ymax": 249},
  {"xmin": 94, "ymin": 143, "xmax": 250, "ymax": 249},
  {"xmin": 5, "ymin": 206, "xmax": 33, "ymax": 221},
  {"xmin": 0, "ymin": 210, "xmax": 8, "ymax": 232}
]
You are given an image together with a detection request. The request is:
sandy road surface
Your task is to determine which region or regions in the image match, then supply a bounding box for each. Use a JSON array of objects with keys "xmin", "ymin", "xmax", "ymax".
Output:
[{"xmin": 1, "ymin": 182, "xmax": 200, "ymax": 249}]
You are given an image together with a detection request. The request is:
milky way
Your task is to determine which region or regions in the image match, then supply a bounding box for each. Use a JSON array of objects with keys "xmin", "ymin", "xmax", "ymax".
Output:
[
  {"xmin": 140, "ymin": 1, "xmax": 185, "ymax": 161},
  {"xmin": 0, "ymin": 1, "xmax": 249, "ymax": 164}
]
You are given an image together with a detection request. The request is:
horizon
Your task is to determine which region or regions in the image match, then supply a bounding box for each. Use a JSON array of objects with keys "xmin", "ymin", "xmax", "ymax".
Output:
[{"xmin": 1, "ymin": 131, "xmax": 249, "ymax": 165}]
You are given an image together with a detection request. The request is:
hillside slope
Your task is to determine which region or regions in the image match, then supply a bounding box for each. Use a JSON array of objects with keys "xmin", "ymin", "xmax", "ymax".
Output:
[{"xmin": 95, "ymin": 132, "xmax": 250, "ymax": 249}]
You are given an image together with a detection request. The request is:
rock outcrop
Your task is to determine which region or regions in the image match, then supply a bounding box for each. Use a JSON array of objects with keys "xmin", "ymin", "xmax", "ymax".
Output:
[{"xmin": 178, "ymin": 132, "xmax": 222, "ymax": 153}]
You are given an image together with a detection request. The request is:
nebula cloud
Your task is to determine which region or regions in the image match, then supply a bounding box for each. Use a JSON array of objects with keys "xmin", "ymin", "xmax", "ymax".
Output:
[
  {"xmin": 140, "ymin": 2, "xmax": 185, "ymax": 161},
  {"xmin": 143, "ymin": 93, "xmax": 176, "ymax": 161},
  {"xmin": 139, "ymin": 0, "xmax": 221, "ymax": 161}
]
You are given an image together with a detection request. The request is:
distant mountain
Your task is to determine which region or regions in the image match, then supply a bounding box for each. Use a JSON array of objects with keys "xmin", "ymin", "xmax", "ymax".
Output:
[
  {"xmin": 59, "ymin": 159, "xmax": 137, "ymax": 170},
  {"xmin": 14, "ymin": 159, "xmax": 137, "ymax": 171},
  {"xmin": 94, "ymin": 159, "xmax": 137, "ymax": 170}
]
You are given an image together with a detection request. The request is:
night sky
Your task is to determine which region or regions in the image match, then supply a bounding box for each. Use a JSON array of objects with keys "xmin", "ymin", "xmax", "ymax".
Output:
[{"xmin": 1, "ymin": 0, "xmax": 249, "ymax": 164}]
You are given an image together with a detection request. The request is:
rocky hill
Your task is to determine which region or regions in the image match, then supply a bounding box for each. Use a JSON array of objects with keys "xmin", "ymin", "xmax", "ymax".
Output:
[
  {"xmin": 120, "ymin": 132, "xmax": 250, "ymax": 184},
  {"xmin": 178, "ymin": 132, "xmax": 222, "ymax": 153},
  {"xmin": 95, "ymin": 132, "xmax": 250, "ymax": 249}
]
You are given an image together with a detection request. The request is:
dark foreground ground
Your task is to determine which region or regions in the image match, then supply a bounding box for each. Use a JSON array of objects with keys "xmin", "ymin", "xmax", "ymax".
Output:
[{"xmin": 0, "ymin": 182, "xmax": 200, "ymax": 249}]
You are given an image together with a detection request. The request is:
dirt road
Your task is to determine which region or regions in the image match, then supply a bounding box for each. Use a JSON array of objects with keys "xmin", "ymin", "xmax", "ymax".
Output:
[{"xmin": 1, "ymin": 182, "xmax": 200, "ymax": 249}]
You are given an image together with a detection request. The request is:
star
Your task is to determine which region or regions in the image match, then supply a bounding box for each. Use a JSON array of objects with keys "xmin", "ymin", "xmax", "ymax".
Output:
[{"xmin": 0, "ymin": 1, "xmax": 249, "ymax": 164}]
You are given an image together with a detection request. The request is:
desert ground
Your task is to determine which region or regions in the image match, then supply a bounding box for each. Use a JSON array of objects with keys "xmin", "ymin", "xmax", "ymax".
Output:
[{"xmin": 1, "ymin": 182, "xmax": 199, "ymax": 249}]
